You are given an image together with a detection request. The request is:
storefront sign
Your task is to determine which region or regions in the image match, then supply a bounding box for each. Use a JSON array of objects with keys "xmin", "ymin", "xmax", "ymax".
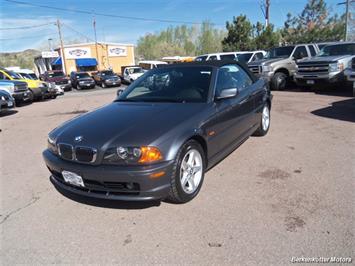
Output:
[
  {"xmin": 64, "ymin": 47, "xmax": 91, "ymax": 59},
  {"xmin": 108, "ymin": 46, "xmax": 127, "ymax": 57},
  {"xmin": 42, "ymin": 51, "xmax": 59, "ymax": 58}
]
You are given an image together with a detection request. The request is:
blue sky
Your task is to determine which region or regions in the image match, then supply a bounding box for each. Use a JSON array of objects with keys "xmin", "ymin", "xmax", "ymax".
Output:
[{"xmin": 0, "ymin": 0, "xmax": 344, "ymax": 52}]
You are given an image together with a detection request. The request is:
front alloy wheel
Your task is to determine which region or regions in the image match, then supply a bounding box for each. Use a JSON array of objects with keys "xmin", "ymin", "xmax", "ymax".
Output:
[
  {"xmin": 253, "ymin": 104, "xmax": 270, "ymax": 136},
  {"xmin": 167, "ymin": 140, "xmax": 205, "ymax": 203},
  {"xmin": 180, "ymin": 149, "xmax": 203, "ymax": 194}
]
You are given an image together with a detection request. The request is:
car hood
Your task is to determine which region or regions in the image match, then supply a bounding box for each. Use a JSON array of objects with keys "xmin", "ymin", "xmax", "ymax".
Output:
[
  {"xmin": 51, "ymin": 102, "xmax": 207, "ymax": 149},
  {"xmin": 46, "ymin": 77, "xmax": 68, "ymax": 82},
  {"xmin": 78, "ymin": 78, "xmax": 94, "ymax": 82},
  {"xmin": 102, "ymin": 75, "xmax": 119, "ymax": 80},
  {"xmin": 129, "ymin": 73, "xmax": 144, "ymax": 78},
  {"xmin": 297, "ymin": 55, "xmax": 350, "ymax": 64},
  {"xmin": 248, "ymin": 57, "xmax": 288, "ymax": 67}
]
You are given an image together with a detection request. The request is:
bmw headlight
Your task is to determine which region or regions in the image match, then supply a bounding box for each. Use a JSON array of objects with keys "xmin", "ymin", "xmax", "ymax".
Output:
[
  {"xmin": 103, "ymin": 146, "xmax": 162, "ymax": 165},
  {"xmin": 262, "ymin": 65, "xmax": 273, "ymax": 73},
  {"xmin": 329, "ymin": 62, "xmax": 344, "ymax": 73},
  {"xmin": 47, "ymin": 135, "xmax": 58, "ymax": 154}
]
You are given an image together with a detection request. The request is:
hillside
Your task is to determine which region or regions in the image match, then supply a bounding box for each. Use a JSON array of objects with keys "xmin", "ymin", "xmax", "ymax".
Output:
[{"xmin": 0, "ymin": 49, "xmax": 41, "ymax": 70}]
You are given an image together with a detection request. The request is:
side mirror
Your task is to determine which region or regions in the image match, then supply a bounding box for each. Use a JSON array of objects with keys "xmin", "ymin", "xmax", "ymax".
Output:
[
  {"xmin": 215, "ymin": 88, "xmax": 238, "ymax": 100},
  {"xmin": 117, "ymin": 89, "xmax": 123, "ymax": 96}
]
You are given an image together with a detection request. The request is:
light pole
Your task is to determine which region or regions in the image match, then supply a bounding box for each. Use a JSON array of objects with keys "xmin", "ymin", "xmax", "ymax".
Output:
[{"xmin": 48, "ymin": 38, "xmax": 53, "ymax": 51}]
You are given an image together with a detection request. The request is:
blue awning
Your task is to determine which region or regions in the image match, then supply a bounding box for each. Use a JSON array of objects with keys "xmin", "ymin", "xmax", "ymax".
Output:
[
  {"xmin": 51, "ymin": 57, "xmax": 62, "ymax": 65},
  {"xmin": 75, "ymin": 58, "xmax": 97, "ymax": 67}
]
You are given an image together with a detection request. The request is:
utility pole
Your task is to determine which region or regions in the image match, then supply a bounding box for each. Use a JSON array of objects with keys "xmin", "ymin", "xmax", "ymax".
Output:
[
  {"xmin": 93, "ymin": 16, "xmax": 100, "ymax": 70},
  {"xmin": 260, "ymin": 0, "xmax": 271, "ymax": 27},
  {"xmin": 56, "ymin": 19, "xmax": 67, "ymax": 74},
  {"xmin": 265, "ymin": 0, "xmax": 270, "ymax": 27}
]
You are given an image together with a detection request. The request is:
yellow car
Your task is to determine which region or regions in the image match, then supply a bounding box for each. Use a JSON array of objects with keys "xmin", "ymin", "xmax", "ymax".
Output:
[{"xmin": 0, "ymin": 68, "xmax": 47, "ymax": 100}]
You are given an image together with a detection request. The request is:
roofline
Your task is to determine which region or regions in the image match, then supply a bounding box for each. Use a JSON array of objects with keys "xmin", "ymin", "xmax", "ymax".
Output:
[{"xmin": 56, "ymin": 42, "xmax": 135, "ymax": 49}]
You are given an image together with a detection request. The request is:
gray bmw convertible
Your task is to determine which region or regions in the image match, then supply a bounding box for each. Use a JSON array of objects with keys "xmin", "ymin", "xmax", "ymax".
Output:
[{"xmin": 43, "ymin": 61, "xmax": 272, "ymax": 203}]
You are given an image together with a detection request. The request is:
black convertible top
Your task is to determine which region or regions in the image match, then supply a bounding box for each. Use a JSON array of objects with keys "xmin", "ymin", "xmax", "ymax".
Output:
[{"xmin": 158, "ymin": 60, "xmax": 257, "ymax": 82}]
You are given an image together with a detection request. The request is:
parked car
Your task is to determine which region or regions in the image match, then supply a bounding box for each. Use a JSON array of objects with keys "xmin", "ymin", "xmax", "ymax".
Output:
[
  {"xmin": 43, "ymin": 61, "xmax": 272, "ymax": 203},
  {"xmin": 195, "ymin": 51, "xmax": 266, "ymax": 64},
  {"xmin": 248, "ymin": 44, "xmax": 319, "ymax": 90},
  {"xmin": 0, "ymin": 68, "xmax": 47, "ymax": 100},
  {"xmin": 91, "ymin": 70, "xmax": 121, "ymax": 88},
  {"xmin": 70, "ymin": 72, "xmax": 96, "ymax": 90},
  {"xmin": 0, "ymin": 80, "xmax": 33, "ymax": 105},
  {"xmin": 0, "ymin": 90, "xmax": 15, "ymax": 113},
  {"xmin": 41, "ymin": 70, "xmax": 72, "ymax": 92},
  {"xmin": 344, "ymin": 56, "xmax": 355, "ymax": 96},
  {"xmin": 6, "ymin": 68, "xmax": 39, "ymax": 80},
  {"xmin": 121, "ymin": 66, "xmax": 144, "ymax": 84},
  {"xmin": 138, "ymin": 60, "xmax": 168, "ymax": 71},
  {"xmin": 295, "ymin": 42, "xmax": 355, "ymax": 89}
]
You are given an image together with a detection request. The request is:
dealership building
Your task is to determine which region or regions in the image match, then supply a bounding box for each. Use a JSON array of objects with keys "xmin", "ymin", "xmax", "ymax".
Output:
[{"xmin": 34, "ymin": 42, "xmax": 135, "ymax": 75}]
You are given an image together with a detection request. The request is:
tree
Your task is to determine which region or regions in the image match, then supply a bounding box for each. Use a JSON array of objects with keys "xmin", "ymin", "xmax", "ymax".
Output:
[
  {"xmin": 281, "ymin": 0, "xmax": 345, "ymax": 43},
  {"xmin": 254, "ymin": 24, "xmax": 280, "ymax": 50},
  {"xmin": 196, "ymin": 21, "xmax": 224, "ymax": 54},
  {"xmin": 222, "ymin": 15, "xmax": 255, "ymax": 51}
]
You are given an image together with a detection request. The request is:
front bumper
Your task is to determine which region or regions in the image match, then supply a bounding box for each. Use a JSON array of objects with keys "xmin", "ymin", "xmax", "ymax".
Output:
[
  {"xmin": 104, "ymin": 79, "xmax": 121, "ymax": 86},
  {"xmin": 13, "ymin": 90, "xmax": 32, "ymax": 103},
  {"xmin": 43, "ymin": 149, "xmax": 174, "ymax": 201},
  {"xmin": 55, "ymin": 83, "xmax": 72, "ymax": 91},
  {"xmin": 294, "ymin": 71, "xmax": 345, "ymax": 86}
]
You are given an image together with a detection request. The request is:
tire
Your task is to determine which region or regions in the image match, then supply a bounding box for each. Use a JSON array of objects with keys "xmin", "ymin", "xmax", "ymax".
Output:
[
  {"xmin": 167, "ymin": 140, "xmax": 205, "ymax": 203},
  {"xmin": 51, "ymin": 95, "xmax": 57, "ymax": 99},
  {"xmin": 77, "ymin": 85, "xmax": 81, "ymax": 90},
  {"xmin": 271, "ymin": 72, "xmax": 287, "ymax": 91},
  {"xmin": 102, "ymin": 82, "xmax": 106, "ymax": 88},
  {"xmin": 253, "ymin": 104, "xmax": 270, "ymax": 136}
]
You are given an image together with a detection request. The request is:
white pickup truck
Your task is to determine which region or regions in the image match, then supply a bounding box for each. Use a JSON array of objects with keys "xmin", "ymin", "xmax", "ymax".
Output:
[{"xmin": 121, "ymin": 66, "xmax": 145, "ymax": 84}]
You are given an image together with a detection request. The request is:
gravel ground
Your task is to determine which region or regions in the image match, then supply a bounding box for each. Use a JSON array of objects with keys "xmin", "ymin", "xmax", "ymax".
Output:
[{"xmin": 1, "ymin": 87, "xmax": 354, "ymax": 265}]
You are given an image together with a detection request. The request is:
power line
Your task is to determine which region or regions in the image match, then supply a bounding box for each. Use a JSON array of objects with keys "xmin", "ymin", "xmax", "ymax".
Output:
[
  {"xmin": 4, "ymin": 0, "xmax": 223, "ymax": 25},
  {"xmin": 0, "ymin": 22, "xmax": 54, "ymax": 30},
  {"xmin": 0, "ymin": 32, "xmax": 57, "ymax": 40}
]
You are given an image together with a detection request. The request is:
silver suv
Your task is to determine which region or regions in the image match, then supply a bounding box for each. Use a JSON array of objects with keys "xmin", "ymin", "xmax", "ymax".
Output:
[
  {"xmin": 248, "ymin": 44, "xmax": 318, "ymax": 90},
  {"xmin": 344, "ymin": 56, "xmax": 355, "ymax": 96},
  {"xmin": 295, "ymin": 42, "xmax": 355, "ymax": 89}
]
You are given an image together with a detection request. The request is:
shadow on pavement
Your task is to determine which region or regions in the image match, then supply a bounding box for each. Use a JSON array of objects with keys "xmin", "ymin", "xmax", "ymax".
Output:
[
  {"xmin": 311, "ymin": 98, "xmax": 355, "ymax": 123},
  {"xmin": 0, "ymin": 109, "xmax": 18, "ymax": 117},
  {"xmin": 283, "ymin": 83, "xmax": 353, "ymax": 97},
  {"xmin": 53, "ymin": 182, "xmax": 161, "ymax": 209}
]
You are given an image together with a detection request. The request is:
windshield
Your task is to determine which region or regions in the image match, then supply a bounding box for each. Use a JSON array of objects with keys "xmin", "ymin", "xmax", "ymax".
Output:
[
  {"xmin": 318, "ymin": 43, "xmax": 355, "ymax": 57},
  {"xmin": 101, "ymin": 71, "xmax": 114, "ymax": 76},
  {"xmin": 5, "ymin": 71, "xmax": 21, "ymax": 79},
  {"xmin": 266, "ymin": 46, "xmax": 295, "ymax": 59},
  {"xmin": 48, "ymin": 71, "xmax": 65, "ymax": 78},
  {"xmin": 19, "ymin": 73, "xmax": 34, "ymax": 79},
  {"xmin": 117, "ymin": 66, "xmax": 213, "ymax": 103},
  {"xmin": 237, "ymin": 53, "xmax": 253, "ymax": 62},
  {"xmin": 129, "ymin": 68, "xmax": 144, "ymax": 74},
  {"xmin": 76, "ymin": 73, "xmax": 90, "ymax": 78}
]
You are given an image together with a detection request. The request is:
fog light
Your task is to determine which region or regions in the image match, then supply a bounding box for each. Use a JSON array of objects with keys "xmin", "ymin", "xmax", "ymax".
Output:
[{"xmin": 126, "ymin": 182, "xmax": 134, "ymax": 190}]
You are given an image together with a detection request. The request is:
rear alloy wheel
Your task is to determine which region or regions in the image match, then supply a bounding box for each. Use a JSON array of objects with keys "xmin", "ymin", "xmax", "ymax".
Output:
[
  {"xmin": 167, "ymin": 140, "xmax": 205, "ymax": 203},
  {"xmin": 271, "ymin": 72, "xmax": 287, "ymax": 91},
  {"xmin": 253, "ymin": 104, "xmax": 270, "ymax": 136}
]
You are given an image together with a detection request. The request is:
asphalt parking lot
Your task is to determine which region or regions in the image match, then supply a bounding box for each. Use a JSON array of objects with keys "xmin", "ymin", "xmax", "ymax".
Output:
[{"xmin": 1, "ymin": 86, "xmax": 354, "ymax": 265}]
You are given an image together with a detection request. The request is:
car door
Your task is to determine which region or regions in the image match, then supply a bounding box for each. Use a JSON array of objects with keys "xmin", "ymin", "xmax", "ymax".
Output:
[
  {"xmin": 291, "ymin": 46, "xmax": 308, "ymax": 76},
  {"xmin": 206, "ymin": 64, "xmax": 255, "ymax": 158}
]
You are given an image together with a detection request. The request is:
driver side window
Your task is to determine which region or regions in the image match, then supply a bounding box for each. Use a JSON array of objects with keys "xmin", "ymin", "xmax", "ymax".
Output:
[
  {"xmin": 293, "ymin": 46, "xmax": 308, "ymax": 60},
  {"xmin": 216, "ymin": 65, "xmax": 252, "ymax": 95}
]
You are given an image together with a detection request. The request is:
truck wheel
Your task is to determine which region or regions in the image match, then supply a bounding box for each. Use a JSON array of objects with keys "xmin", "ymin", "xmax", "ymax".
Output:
[
  {"xmin": 271, "ymin": 72, "xmax": 287, "ymax": 91},
  {"xmin": 167, "ymin": 140, "xmax": 205, "ymax": 204}
]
